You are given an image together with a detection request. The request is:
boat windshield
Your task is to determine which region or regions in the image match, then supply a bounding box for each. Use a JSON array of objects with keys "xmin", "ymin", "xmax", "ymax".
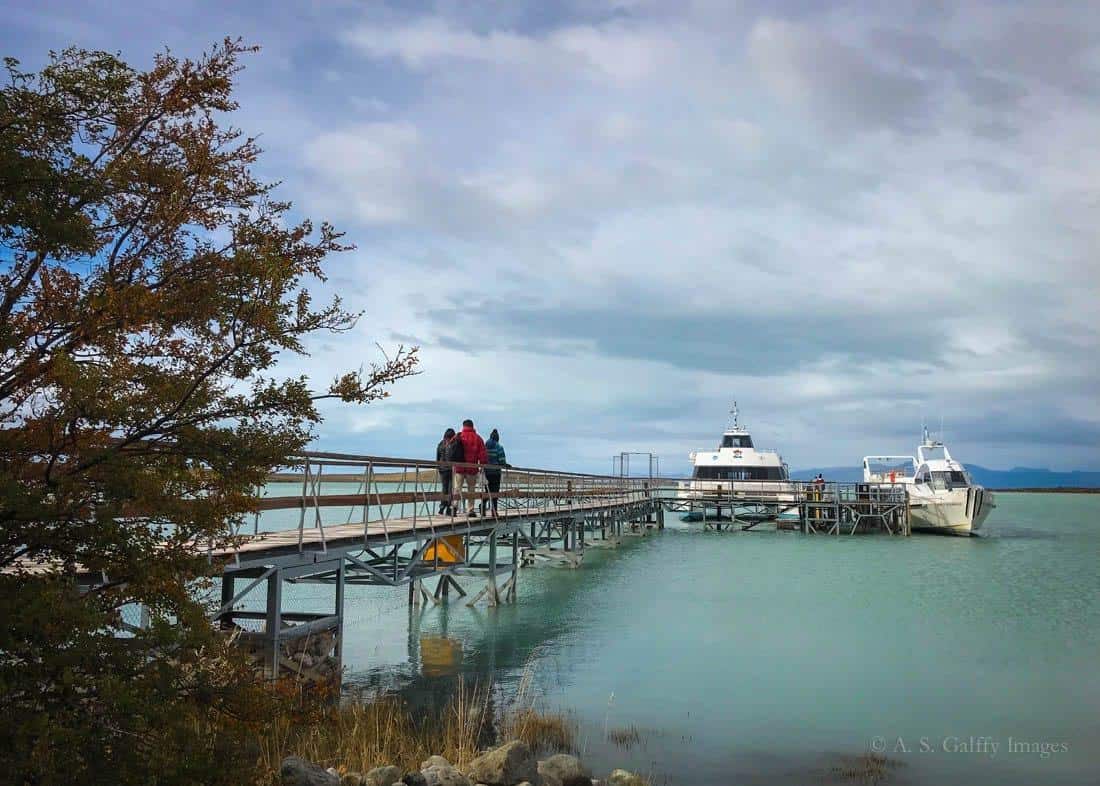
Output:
[
  {"xmin": 722, "ymin": 434, "xmax": 754, "ymax": 448},
  {"xmin": 921, "ymin": 445, "xmax": 947, "ymax": 461},
  {"xmin": 930, "ymin": 470, "xmax": 970, "ymax": 490}
]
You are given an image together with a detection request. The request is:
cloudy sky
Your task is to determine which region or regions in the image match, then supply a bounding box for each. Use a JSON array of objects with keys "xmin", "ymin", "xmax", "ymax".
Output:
[{"xmin": 5, "ymin": 1, "xmax": 1099, "ymax": 473}]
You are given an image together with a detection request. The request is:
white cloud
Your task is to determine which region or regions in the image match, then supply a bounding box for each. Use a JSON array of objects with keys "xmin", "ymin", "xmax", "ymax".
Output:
[{"xmin": 8, "ymin": 0, "xmax": 1097, "ymax": 470}]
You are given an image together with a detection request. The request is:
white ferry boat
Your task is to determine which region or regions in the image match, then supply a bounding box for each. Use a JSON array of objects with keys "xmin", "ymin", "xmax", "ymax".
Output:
[
  {"xmin": 677, "ymin": 403, "xmax": 796, "ymax": 520},
  {"xmin": 862, "ymin": 428, "xmax": 994, "ymax": 536}
]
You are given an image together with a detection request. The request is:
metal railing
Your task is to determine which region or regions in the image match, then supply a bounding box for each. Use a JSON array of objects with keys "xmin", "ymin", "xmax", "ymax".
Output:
[
  {"xmin": 662, "ymin": 478, "xmax": 909, "ymax": 503},
  {"xmin": 237, "ymin": 451, "xmax": 656, "ymax": 555}
]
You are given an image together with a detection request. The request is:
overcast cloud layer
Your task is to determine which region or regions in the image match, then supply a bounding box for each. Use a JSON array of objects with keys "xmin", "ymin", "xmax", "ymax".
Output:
[{"xmin": 5, "ymin": 1, "xmax": 1099, "ymax": 473}]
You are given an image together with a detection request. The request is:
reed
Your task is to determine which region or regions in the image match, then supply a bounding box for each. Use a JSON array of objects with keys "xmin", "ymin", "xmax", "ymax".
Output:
[
  {"xmin": 606, "ymin": 724, "xmax": 642, "ymax": 749},
  {"xmin": 254, "ymin": 667, "xmax": 578, "ymax": 783},
  {"xmin": 255, "ymin": 682, "xmax": 489, "ymax": 782},
  {"xmin": 497, "ymin": 657, "xmax": 577, "ymax": 754},
  {"xmin": 830, "ymin": 753, "xmax": 902, "ymax": 784},
  {"xmin": 501, "ymin": 708, "xmax": 576, "ymax": 754}
]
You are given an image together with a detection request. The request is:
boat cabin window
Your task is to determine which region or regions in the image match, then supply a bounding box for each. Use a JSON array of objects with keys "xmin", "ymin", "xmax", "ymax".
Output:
[
  {"xmin": 930, "ymin": 470, "xmax": 969, "ymax": 490},
  {"xmin": 921, "ymin": 446, "xmax": 947, "ymax": 461},
  {"xmin": 721, "ymin": 434, "xmax": 754, "ymax": 448},
  {"xmin": 693, "ymin": 466, "xmax": 785, "ymax": 480}
]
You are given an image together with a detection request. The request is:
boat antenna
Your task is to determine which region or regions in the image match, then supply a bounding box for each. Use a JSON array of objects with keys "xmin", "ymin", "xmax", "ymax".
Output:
[{"xmin": 730, "ymin": 401, "xmax": 740, "ymax": 430}]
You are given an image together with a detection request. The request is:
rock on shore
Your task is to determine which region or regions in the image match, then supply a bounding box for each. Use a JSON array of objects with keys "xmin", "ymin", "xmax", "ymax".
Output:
[
  {"xmin": 281, "ymin": 756, "xmax": 339, "ymax": 786},
  {"xmin": 280, "ymin": 742, "xmax": 643, "ymax": 786},
  {"xmin": 607, "ymin": 770, "xmax": 647, "ymax": 786},
  {"xmin": 538, "ymin": 754, "xmax": 592, "ymax": 786},
  {"xmin": 465, "ymin": 741, "xmax": 539, "ymax": 785}
]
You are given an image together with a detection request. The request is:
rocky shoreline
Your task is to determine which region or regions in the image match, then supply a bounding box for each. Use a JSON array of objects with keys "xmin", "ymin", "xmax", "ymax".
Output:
[{"xmin": 280, "ymin": 740, "xmax": 648, "ymax": 786}]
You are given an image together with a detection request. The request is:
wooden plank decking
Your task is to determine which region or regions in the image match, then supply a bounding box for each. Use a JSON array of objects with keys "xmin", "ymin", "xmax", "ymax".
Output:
[{"xmin": 4, "ymin": 494, "xmax": 647, "ymax": 577}]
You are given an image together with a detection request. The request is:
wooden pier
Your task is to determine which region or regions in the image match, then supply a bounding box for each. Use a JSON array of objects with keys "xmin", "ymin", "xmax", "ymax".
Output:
[
  {"xmin": 662, "ymin": 479, "xmax": 910, "ymax": 535},
  {"xmin": 209, "ymin": 452, "xmax": 661, "ymax": 681},
  {"xmin": 10, "ymin": 452, "xmax": 910, "ymax": 685}
]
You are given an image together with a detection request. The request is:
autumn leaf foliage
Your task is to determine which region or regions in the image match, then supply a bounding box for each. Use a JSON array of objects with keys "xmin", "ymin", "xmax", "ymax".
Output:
[{"xmin": 0, "ymin": 40, "xmax": 417, "ymax": 784}]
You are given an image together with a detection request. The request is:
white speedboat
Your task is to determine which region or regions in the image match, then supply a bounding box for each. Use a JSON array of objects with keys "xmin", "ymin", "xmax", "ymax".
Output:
[
  {"xmin": 678, "ymin": 403, "xmax": 797, "ymax": 520},
  {"xmin": 862, "ymin": 429, "xmax": 994, "ymax": 536}
]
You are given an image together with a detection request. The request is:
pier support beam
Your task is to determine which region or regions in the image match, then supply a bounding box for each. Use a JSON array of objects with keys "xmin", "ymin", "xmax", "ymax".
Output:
[
  {"xmin": 334, "ymin": 559, "xmax": 345, "ymax": 667},
  {"xmin": 511, "ymin": 530, "xmax": 519, "ymax": 603},
  {"xmin": 265, "ymin": 567, "xmax": 282, "ymax": 679},
  {"xmin": 219, "ymin": 575, "xmax": 235, "ymax": 630}
]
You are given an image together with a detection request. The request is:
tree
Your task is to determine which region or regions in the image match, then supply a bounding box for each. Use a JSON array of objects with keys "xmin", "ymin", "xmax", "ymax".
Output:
[{"xmin": 0, "ymin": 40, "xmax": 418, "ymax": 784}]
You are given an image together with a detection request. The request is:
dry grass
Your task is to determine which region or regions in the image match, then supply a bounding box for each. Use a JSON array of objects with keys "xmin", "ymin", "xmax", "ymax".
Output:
[
  {"xmin": 831, "ymin": 753, "xmax": 902, "ymax": 784},
  {"xmin": 254, "ymin": 666, "xmax": 579, "ymax": 783},
  {"xmin": 606, "ymin": 724, "xmax": 642, "ymax": 749},
  {"xmin": 256, "ymin": 682, "xmax": 489, "ymax": 782},
  {"xmin": 497, "ymin": 655, "xmax": 576, "ymax": 754},
  {"xmin": 501, "ymin": 708, "xmax": 576, "ymax": 754}
]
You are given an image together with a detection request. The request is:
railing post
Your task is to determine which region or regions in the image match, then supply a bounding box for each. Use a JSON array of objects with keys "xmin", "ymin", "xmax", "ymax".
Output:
[
  {"xmin": 297, "ymin": 457, "xmax": 310, "ymax": 552},
  {"xmin": 314, "ymin": 462, "xmax": 326, "ymax": 552}
]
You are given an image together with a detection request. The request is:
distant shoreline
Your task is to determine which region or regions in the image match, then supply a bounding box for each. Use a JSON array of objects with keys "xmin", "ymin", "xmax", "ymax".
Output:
[{"xmin": 992, "ymin": 487, "xmax": 1100, "ymax": 494}]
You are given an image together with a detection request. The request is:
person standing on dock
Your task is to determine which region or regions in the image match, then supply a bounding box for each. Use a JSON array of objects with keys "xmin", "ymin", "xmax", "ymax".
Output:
[
  {"xmin": 436, "ymin": 427, "xmax": 457, "ymax": 515},
  {"xmin": 482, "ymin": 428, "xmax": 509, "ymax": 517},
  {"xmin": 455, "ymin": 419, "xmax": 488, "ymax": 517}
]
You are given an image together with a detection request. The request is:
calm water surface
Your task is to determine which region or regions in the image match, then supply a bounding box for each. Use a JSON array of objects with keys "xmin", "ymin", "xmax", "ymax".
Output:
[{"xmin": 277, "ymin": 492, "xmax": 1100, "ymax": 785}]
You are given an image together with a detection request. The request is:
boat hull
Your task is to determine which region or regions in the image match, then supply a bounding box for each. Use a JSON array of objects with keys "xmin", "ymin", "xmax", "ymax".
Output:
[{"xmin": 910, "ymin": 487, "xmax": 995, "ymax": 536}]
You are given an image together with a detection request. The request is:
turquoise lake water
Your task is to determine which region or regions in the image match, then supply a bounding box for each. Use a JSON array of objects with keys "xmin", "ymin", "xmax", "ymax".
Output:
[{"xmin": 272, "ymin": 491, "xmax": 1100, "ymax": 785}]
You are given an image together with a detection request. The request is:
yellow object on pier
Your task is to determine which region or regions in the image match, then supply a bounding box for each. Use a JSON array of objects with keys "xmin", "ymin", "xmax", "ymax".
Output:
[{"xmin": 423, "ymin": 535, "xmax": 465, "ymax": 564}]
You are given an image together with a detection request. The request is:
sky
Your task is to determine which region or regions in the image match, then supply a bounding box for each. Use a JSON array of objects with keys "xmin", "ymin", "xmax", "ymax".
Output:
[{"xmin": 4, "ymin": 1, "xmax": 1100, "ymax": 474}]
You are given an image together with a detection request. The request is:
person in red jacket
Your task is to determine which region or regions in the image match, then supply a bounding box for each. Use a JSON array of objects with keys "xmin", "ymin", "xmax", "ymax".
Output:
[{"xmin": 454, "ymin": 418, "xmax": 488, "ymax": 517}]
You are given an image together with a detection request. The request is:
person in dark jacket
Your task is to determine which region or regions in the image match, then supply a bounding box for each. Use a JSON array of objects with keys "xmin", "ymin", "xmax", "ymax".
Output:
[
  {"xmin": 481, "ymin": 428, "xmax": 508, "ymax": 517},
  {"xmin": 455, "ymin": 419, "xmax": 488, "ymax": 517},
  {"xmin": 435, "ymin": 427, "xmax": 457, "ymax": 514}
]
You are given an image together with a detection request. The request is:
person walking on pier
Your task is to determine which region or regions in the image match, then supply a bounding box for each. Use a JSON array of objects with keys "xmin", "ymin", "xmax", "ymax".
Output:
[
  {"xmin": 436, "ymin": 427, "xmax": 457, "ymax": 515},
  {"xmin": 455, "ymin": 419, "xmax": 488, "ymax": 517},
  {"xmin": 482, "ymin": 428, "xmax": 509, "ymax": 517}
]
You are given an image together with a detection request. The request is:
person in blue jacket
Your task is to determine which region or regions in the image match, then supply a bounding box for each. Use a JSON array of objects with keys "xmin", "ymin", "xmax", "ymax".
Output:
[{"xmin": 482, "ymin": 429, "xmax": 509, "ymax": 517}]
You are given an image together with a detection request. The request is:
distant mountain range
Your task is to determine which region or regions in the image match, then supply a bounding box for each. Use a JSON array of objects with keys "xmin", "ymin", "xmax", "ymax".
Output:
[{"xmin": 792, "ymin": 465, "xmax": 1100, "ymax": 489}]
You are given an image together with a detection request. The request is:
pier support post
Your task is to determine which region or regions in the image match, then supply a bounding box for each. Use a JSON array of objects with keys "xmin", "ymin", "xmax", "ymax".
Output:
[
  {"xmin": 488, "ymin": 530, "xmax": 499, "ymax": 606},
  {"xmin": 335, "ymin": 559, "xmax": 345, "ymax": 667},
  {"xmin": 219, "ymin": 575, "xmax": 235, "ymax": 630},
  {"xmin": 265, "ymin": 567, "xmax": 282, "ymax": 680},
  {"xmin": 510, "ymin": 530, "xmax": 519, "ymax": 603},
  {"xmin": 657, "ymin": 506, "xmax": 665, "ymax": 530}
]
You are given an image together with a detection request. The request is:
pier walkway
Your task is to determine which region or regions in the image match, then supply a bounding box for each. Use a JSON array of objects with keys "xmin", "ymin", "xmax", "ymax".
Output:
[
  {"xmin": 210, "ymin": 451, "xmax": 661, "ymax": 679},
  {"xmin": 10, "ymin": 451, "xmax": 910, "ymax": 681}
]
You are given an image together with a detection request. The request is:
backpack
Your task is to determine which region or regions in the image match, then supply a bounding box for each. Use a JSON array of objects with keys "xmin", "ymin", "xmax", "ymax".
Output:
[{"xmin": 446, "ymin": 437, "xmax": 465, "ymax": 464}]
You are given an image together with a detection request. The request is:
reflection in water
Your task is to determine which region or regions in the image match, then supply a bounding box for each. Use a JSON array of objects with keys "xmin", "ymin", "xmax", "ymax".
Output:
[{"xmin": 420, "ymin": 637, "xmax": 463, "ymax": 678}]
